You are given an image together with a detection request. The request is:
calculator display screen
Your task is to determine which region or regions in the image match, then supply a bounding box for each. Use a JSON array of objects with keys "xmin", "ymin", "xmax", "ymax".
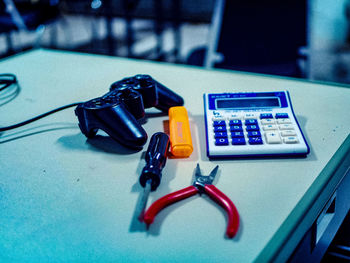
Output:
[{"xmin": 216, "ymin": 98, "xmax": 280, "ymax": 109}]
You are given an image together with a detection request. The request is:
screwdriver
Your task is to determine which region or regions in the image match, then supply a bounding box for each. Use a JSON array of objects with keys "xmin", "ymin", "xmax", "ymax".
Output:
[{"xmin": 138, "ymin": 132, "xmax": 170, "ymax": 221}]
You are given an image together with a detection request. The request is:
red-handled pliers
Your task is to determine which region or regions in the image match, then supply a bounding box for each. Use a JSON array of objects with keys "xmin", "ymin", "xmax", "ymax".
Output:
[{"xmin": 143, "ymin": 164, "xmax": 240, "ymax": 238}]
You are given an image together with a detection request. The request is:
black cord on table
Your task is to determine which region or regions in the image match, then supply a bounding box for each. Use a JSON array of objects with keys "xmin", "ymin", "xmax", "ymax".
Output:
[
  {"xmin": 0, "ymin": 102, "xmax": 81, "ymax": 132},
  {"xmin": 0, "ymin": 73, "xmax": 17, "ymax": 92},
  {"xmin": 0, "ymin": 73, "xmax": 82, "ymax": 132}
]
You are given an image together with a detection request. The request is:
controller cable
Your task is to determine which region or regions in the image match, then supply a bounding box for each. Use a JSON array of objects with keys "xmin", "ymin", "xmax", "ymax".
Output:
[{"xmin": 0, "ymin": 73, "xmax": 81, "ymax": 132}]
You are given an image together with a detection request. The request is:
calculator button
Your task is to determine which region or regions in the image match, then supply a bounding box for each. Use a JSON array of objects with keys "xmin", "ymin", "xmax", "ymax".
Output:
[
  {"xmin": 214, "ymin": 132, "xmax": 228, "ymax": 139},
  {"xmin": 230, "ymin": 125, "xmax": 243, "ymax": 132},
  {"xmin": 265, "ymin": 132, "xmax": 282, "ymax": 144},
  {"xmin": 261, "ymin": 119, "xmax": 275, "ymax": 125},
  {"xmin": 229, "ymin": 119, "xmax": 242, "ymax": 125},
  {"xmin": 279, "ymin": 124, "xmax": 294, "ymax": 130},
  {"xmin": 248, "ymin": 137, "xmax": 263, "ymax": 145},
  {"xmin": 277, "ymin": 119, "xmax": 292, "ymax": 124},
  {"xmin": 231, "ymin": 131, "xmax": 244, "ymax": 138},
  {"xmin": 214, "ymin": 126, "xmax": 227, "ymax": 132},
  {"xmin": 281, "ymin": 130, "xmax": 297, "ymax": 136},
  {"xmin": 260, "ymin": 113, "xmax": 273, "ymax": 119},
  {"xmin": 246, "ymin": 125, "xmax": 259, "ymax": 131},
  {"xmin": 247, "ymin": 131, "xmax": 261, "ymax": 137},
  {"xmin": 227, "ymin": 113, "xmax": 242, "ymax": 120},
  {"xmin": 283, "ymin": 136, "xmax": 299, "ymax": 144},
  {"xmin": 262, "ymin": 124, "xmax": 278, "ymax": 131},
  {"xmin": 244, "ymin": 113, "xmax": 257, "ymax": 119},
  {"xmin": 212, "ymin": 116, "xmax": 225, "ymax": 121},
  {"xmin": 275, "ymin": 113, "xmax": 289, "ymax": 119},
  {"xmin": 245, "ymin": 119, "xmax": 258, "ymax": 125},
  {"xmin": 213, "ymin": 120, "xmax": 226, "ymax": 126},
  {"xmin": 215, "ymin": 138, "xmax": 229, "ymax": 146},
  {"xmin": 232, "ymin": 138, "xmax": 246, "ymax": 145}
]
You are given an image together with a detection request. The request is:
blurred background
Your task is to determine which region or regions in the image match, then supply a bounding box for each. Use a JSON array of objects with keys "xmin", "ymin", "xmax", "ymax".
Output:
[{"xmin": 1, "ymin": 0, "xmax": 350, "ymax": 85}]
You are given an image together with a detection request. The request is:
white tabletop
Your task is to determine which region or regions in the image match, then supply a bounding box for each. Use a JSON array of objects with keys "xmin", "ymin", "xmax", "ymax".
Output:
[{"xmin": 0, "ymin": 49, "xmax": 349, "ymax": 262}]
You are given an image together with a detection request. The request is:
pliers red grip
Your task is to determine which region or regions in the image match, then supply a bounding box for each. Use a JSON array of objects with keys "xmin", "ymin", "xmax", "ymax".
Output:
[{"xmin": 143, "ymin": 164, "xmax": 240, "ymax": 238}]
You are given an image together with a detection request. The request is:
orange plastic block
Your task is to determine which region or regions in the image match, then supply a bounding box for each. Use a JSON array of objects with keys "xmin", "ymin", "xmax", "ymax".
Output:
[{"xmin": 168, "ymin": 106, "xmax": 193, "ymax": 157}]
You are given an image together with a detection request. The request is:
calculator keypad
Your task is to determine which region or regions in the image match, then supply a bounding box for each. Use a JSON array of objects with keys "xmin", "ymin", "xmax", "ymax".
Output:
[{"xmin": 212, "ymin": 113, "xmax": 299, "ymax": 146}]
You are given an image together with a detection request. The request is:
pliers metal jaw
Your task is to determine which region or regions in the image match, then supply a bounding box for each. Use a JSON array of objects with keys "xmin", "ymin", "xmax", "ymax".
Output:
[
  {"xmin": 143, "ymin": 164, "xmax": 240, "ymax": 238},
  {"xmin": 193, "ymin": 163, "xmax": 218, "ymax": 192}
]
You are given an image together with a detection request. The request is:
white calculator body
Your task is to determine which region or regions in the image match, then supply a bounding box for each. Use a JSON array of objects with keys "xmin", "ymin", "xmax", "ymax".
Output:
[{"xmin": 203, "ymin": 91, "xmax": 310, "ymax": 158}]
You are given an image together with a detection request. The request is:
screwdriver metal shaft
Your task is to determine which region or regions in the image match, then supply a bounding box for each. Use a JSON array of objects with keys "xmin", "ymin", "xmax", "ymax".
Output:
[{"xmin": 138, "ymin": 179, "xmax": 152, "ymax": 221}]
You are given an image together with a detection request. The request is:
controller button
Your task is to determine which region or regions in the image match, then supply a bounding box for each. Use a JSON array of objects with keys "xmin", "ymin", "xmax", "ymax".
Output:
[
  {"xmin": 135, "ymin": 74, "xmax": 151, "ymax": 80},
  {"xmin": 103, "ymin": 97, "xmax": 114, "ymax": 103},
  {"xmin": 118, "ymin": 88, "xmax": 132, "ymax": 97},
  {"xmin": 91, "ymin": 99, "xmax": 103, "ymax": 105},
  {"xmin": 122, "ymin": 79, "xmax": 134, "ymax": 84}
]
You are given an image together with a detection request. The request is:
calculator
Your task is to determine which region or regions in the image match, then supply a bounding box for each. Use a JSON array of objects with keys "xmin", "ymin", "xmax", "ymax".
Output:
[{"xmin": 203, "ymin": 91, "xmax": 310, "ymax": 158}]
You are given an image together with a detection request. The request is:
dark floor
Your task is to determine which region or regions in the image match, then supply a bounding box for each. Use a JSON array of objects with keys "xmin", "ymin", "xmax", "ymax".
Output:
[{"xmin": 322, "ymin": 212, "xmax": 350, "ymax": 263}]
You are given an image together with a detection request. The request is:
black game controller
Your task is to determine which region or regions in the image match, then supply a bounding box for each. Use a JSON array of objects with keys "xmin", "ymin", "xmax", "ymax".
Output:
[{"xmin": 75, "ymin": 74, "xmax": 184, "ymax": 148}]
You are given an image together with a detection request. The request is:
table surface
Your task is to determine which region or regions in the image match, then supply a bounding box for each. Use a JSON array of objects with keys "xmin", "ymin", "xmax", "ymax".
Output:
[{"xmin": 0, "ymin": 49, "xmax": 349, "ymax": 263}]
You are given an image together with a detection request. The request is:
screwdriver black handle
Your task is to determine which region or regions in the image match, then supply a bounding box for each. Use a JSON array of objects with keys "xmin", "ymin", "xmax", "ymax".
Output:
[{"xmin": 139, "ymin": 132, "xmax": 170, "ymax": 191}]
